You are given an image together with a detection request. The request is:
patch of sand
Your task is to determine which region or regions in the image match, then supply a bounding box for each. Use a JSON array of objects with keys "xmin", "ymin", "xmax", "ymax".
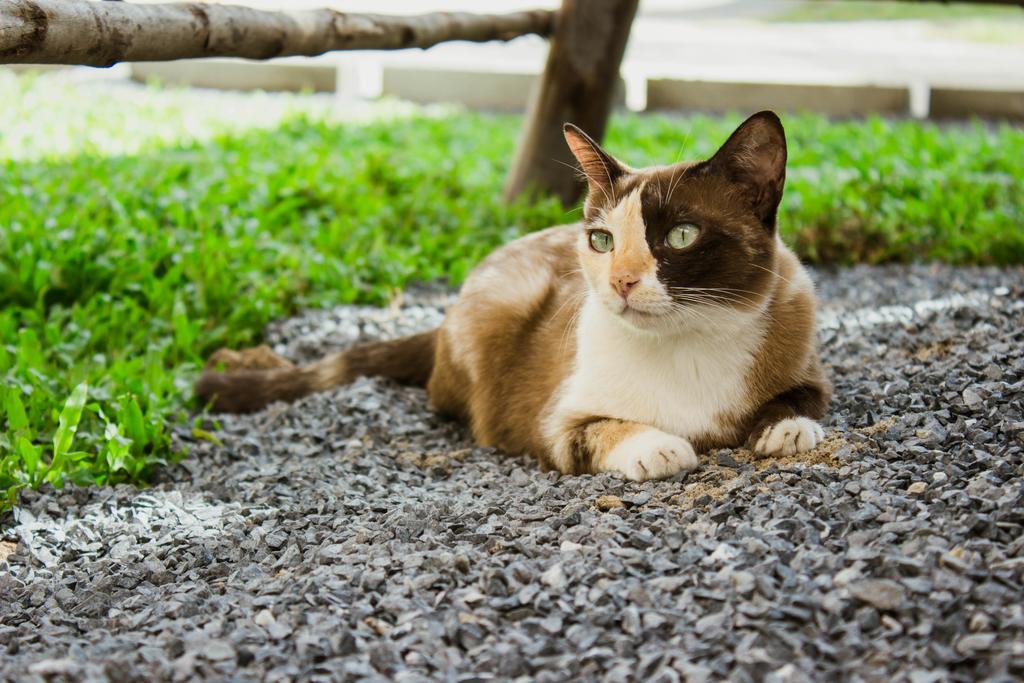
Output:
[
  {"xmin": 858, "ymin": 415, "xmax": 899, "ymax": 436},
  {"xmin": 395, "ymin": 448, "xmax": 472, "ymax": 472},
  {"xmin": 594, "ymin": 495, "xmax": 625, "ymax": 511},
  {"xmin": 0, "ymin": 540, "xmax": 16, "ymax": 564},
  {"xmin": 912, "ymin": 339, "xmax": 953, "ymax": 362},
  {"xmin": 677, "ymin": 417, "xmax": 899, "ymax": 507}
]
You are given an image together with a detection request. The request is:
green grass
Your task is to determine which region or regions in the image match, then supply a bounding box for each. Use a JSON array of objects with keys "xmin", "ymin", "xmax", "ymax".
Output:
[
  {"xmin": 771, "ymin": 1, "xmax": 1024, "ymax": 44},
  {"xmin": 2, "ymin": 72, "xmax": 1023, "ymax": 511},
  {"xmin": 772, "ymin": 1, "xmax": 1023, "ymax": 23}
]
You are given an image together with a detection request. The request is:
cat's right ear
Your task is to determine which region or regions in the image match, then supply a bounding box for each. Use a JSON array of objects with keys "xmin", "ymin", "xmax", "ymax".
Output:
[
  {"xmin": 563, "ymin": 123, "xmax": 624, "ymax": 199},
  {"xmin": 705, "ymin": 111, "xmax": 787, "ymax": 231}
]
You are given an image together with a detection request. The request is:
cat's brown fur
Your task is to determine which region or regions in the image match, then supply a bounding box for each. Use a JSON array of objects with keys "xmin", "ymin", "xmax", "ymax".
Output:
[{"xmin": 196, "ymin": 111, "xmax": 830, "ymax": 480}]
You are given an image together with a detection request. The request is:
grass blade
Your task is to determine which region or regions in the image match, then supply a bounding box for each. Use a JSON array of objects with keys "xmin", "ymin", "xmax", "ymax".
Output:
[
  {"xmin": 47, "ymin": 382, "xmax": 89, "ymax": 487},
  {"xmin": 3, "ymin": 389, "xmax": 30, "ymax": 434}
]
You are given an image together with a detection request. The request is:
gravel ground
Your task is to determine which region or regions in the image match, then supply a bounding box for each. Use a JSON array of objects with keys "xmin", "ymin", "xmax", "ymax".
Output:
[{"xmin": 2, "ymin": 264, "xmax": 1023, "ymax": 683}]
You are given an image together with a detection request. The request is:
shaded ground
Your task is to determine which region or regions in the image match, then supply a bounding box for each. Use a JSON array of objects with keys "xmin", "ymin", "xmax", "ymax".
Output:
[{"xmin": 2, "ymin": 264, "xmax": 1023, "ymax": 682}]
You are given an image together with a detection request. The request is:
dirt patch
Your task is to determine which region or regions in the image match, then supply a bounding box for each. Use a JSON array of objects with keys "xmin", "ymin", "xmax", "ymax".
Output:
[
  {"xmin": 394, "ymin": 448, "xmax": 472, "ymax": 472},
  {"xmin": 677, "ymin": 471, "xmax": 744, "ymax": 505},
  {"xmin": 731, "ymin": 423, "xmax": 862, "ymax": 471},
  {"xmin": 677, "ymin": 417, "xmax": 899, "ymax": 507},
  {"xmin": 857, "ymin": 416, "xmax": 899, "ymax": 436},
  {"xmin": 0, "ymin": 540, "xmax": 17, "ymax": 564},
  {"xmin": 912, "ymin": 339, "xmax": 953, "ymax": 362},
  {"xmin": 594, "ymin": 495, "xmax": 625, "ymax": 511}
]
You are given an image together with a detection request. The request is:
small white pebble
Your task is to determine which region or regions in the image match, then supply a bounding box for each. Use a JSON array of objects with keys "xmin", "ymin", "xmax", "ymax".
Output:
[
  {"xmin": 254, "ymin": 609, "xmax": 275, "ymax": 626},
  {"xmin": 833, "ymin": 566, "xmax": 860, "ymax": 587},
  {"xmin": 970, "ymin": 613, "xmax": 991, "ymax": 632},
  {"xmin": 541, "ymin": 563, "xmax": 567, "ymax": 589},
  {"xmin": 881, "ymin": 615, "xmax": 903, "ymax": 634}
]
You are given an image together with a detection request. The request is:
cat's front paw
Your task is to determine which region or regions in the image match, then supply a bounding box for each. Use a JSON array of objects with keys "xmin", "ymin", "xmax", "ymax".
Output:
[
  {"xmin": 601, "ymin": 429, "xmax": 699, "ymax": 481},
  {"xmin": 754, "ymin": 417, "xmax": 824, "ymax": 456}
]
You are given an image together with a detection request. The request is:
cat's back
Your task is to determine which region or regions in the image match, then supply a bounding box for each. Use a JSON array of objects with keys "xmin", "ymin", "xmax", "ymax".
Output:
[
  {"xmin": 427, "ymin": 225, "xmax": 585, "ymax": 454},
  {"xmin": 456, "ymin": 224, "xmax": 580, "ymax": 312}
]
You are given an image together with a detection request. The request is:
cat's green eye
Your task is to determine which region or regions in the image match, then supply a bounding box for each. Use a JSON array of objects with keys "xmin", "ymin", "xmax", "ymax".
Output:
[
  {"xmin": 666, "ymin": 224, "xmax": 700, "ymax": 250},
  {"xmin": 589, "ymin": 230, "xmax": 614, "ymax": 253}
]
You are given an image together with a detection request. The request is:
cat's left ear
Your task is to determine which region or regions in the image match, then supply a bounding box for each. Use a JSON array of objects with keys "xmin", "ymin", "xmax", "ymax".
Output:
[
  {"xmin": 706, "ymin": 111, "xmax": 787, "ymax": 231},
  {"xmin": 563, "ymin": 123, "xmax": 625, "ymax": 200}
]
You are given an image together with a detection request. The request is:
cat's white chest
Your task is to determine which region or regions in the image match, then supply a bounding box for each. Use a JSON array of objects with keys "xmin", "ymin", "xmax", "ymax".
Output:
[{"xmin": 556, "ymin": 300, "xmax": 760, "ymax": 439}]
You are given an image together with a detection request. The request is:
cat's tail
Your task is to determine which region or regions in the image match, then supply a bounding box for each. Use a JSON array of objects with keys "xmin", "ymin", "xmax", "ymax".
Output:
[{"xmin": 195, "ymin": 330, "xmax": 437, "ymax": 413}]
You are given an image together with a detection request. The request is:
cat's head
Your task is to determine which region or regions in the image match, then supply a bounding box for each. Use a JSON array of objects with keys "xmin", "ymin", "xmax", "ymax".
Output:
[{"xmin": 564, "ymin": 111, "xmax": 786, "ymax": 335}]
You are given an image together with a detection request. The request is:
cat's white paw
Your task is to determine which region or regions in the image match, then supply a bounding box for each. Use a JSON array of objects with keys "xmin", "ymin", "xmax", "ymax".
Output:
[
  {"xmin": 601, "ymin": 429, "xmax": 698, "ymax": 481},
  {"xmin": 754, "ymin": 417, "xmax": 825, "ymax": 456}
]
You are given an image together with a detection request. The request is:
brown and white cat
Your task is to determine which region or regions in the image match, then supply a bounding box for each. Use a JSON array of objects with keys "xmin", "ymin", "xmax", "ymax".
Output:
[{"xmin": 196, "ymin": 111, "xmax": 830, "ymax": 481}]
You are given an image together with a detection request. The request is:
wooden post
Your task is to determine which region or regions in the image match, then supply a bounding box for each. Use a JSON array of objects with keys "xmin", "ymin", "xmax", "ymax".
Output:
[{"xmin": 503, "ymin": 0, "xmax": 638, "ymax": 206}]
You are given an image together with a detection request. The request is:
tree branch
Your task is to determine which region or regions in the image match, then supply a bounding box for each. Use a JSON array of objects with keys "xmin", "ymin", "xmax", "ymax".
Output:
[{"xmin": 0, "ymin": 0, "xmax": 555, "ymax": 67}]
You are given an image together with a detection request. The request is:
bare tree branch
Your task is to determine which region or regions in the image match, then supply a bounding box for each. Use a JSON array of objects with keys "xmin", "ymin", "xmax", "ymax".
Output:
[{"xmin": 0, "ymin": 0, "xmax": 555, "ymax": 67}]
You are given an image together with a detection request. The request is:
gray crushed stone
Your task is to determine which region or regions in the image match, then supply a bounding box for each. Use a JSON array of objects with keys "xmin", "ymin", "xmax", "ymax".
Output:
[{"xmin": 2, "ymin": 264, "xmax": 1023, "ymax": 682}]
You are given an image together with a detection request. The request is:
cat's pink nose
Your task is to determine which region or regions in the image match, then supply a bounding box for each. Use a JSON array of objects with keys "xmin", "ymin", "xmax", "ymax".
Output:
[{"xmin": 612, "ymin": 275, "xmax": 640, "ymax": 299}]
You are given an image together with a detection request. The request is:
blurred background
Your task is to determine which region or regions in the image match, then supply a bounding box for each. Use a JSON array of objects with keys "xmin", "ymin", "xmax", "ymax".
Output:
[{"xmin": 59, "ymin": 0, "xmax": 1024, "ymax": 118}]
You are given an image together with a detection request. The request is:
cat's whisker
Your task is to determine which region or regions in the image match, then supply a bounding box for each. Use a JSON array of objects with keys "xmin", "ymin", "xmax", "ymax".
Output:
[
  {"xmin": 667, "ymin": 290, "xmax": 760, "ymax": 309},
  {"xmin": 660, "ymin": 134, "xmax": 691, "ymax": 208},
  {"xmin": 594, "ymin": 153, "xmax": 618, "ymax": 206},
  {"xmin": 558, "ymin": 294, "xmax": 587, "ymax": 356},
  {"xmin": 561, "ymin": 311, "xmax": 581, "ymax": 355},
  {"xmin": 661, "ymin": 170, "xmax": 676, "ymax": 210},
  {"xmin": 667, "ymin": 301, "xmax": 729, "ymax": 314},
  {"xmin": 664, "ymin": 169, "xmax": 684, "ymax": 209},
  {"xmin": 668, "ymin": 285, "xmax": 766, "ymax": 296},
  {"xmin": 666, "ymin": 291, "xmax": 759, "ymax": 315},
  {"xmin": 551, "ymin": 286, "xmax": 585, "ymax": 322},
  {"xmin": 670, "ymin": 291, "xmax": 775, "ymax": 317},
  {"xmin": 668, "ymin": 286, "xmax": 763, "ymax": 300},
  {"xmin": 748, "ymin": 262, "xmax": 795, "ymax": 287},
  {"xmin": 558, "ymin": 266, "xmax": 584, "ymax": 281},
  {"xmin": 673, "ymin": 129, "xmax": 693, "ymax": 166},
  {"xmin": 661, "ymin": 298, "xmax": 721, "ymax": 328},
  {"xmin": 552, "ymin": 286, "xmax": 586, "ymax": 321},
  {"xmin": 665, "ymin": 307, "xmax": 720, "ymax": 334},
  {"xmin": 672, "ymin": 294, "xmax": 770, "ymax": 316},
  {"xmin": 666, "ymin": 286, "xmax": 773, "ymax": 309}
]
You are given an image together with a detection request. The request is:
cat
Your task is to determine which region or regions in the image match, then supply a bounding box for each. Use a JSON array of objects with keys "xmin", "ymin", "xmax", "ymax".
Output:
[{"xmin": 196, "ymin": 111, "xmax": 830, "ymax": 481}]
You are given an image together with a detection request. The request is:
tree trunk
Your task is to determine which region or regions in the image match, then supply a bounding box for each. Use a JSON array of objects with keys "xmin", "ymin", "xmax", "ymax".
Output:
[
  {"xmin": 503, "ymin": 0, "xmax": 638, "ymax": 206},
  {"xmin": 0, "ymin": 0, "xmax": 554, "ymax": 66}
]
